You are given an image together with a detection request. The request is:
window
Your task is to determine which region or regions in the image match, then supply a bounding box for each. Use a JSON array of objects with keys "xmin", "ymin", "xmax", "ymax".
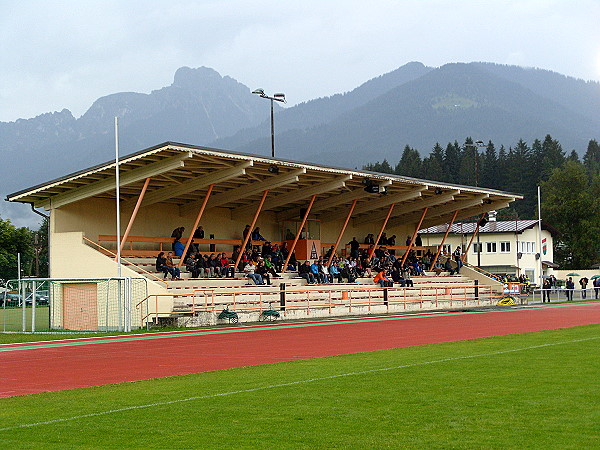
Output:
[
  {"xmin": 500, "ymin": 241, "xmax": 510, "ymax": 253},
  {"xmin": 486, "ymin": 242, "xmax": 497, "ymax": 253},
  {"xmin": 473, "ymin": 243, "xmax": 482, "ymax": 253},
  {"xmin": 442, "ymin": 244, "xmax": 451, "ymax": 254}
]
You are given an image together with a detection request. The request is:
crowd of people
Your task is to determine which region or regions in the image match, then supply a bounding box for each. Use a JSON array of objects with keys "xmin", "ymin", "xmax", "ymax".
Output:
[{"xmin": 157, "ymin": 227, "xmax": 465, "ymax": 285}]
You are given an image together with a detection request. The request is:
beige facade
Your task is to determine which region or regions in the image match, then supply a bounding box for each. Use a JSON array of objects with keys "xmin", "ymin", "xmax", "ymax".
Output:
[{"xmin": 420, "ymin": 220, "xmax": 556, "ymax": 284}]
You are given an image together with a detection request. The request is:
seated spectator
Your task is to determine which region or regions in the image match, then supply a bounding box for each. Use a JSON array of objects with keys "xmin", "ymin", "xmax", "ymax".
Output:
[
  {"xmin": 329, "ymin": 262, "xmax": 343, "ymax": 283},
  {"xmin": 244, "ymin": 262, "xmax": 264, "ymax": 285},
  {"xmin": 444, "ymin": 258, "xmax": 457, "ymax": 275},
  {"xmin": 401, "ymin": 265, "xmax": 414, "ymax": 287},
  {"xmin": 390, "ymin": 266, "xmax": 406, "ymax": 287},
  {"xmin": 263, "ymin": 255, "xmax": 280, "ymax": 278},
  {"xmin": 208, "ymin": 253, "xmax": 222, "ymax": 277},
  {"xmin": 362, "ymin": 257, "xmax": 373, "ymax": 277},
  {"xmin": 164, "ymin": 252, "xmax": 181, "ymax": 280},
  {"xmin": 299, "ymin": 260, "xmax": 316, "ymax": 284},
  {"xmin": 319, "ymin": 260, "xmax": 333, "ymax": 283},
  {"xmin": 173, "ymin": 239, "xmax": 185, "ymax": 257},
  {"xmin": 432, "ymin": 261, "xmax": 444, "ymax": 276},
  {"xmin": 185, "ymin": 253, "xmax": 200, "ymax": 278},
  {"xmin": 156, "ymin": 252, "xmax": 174, "ymax": 279},
  {"xmin": 374, "ymin": 269, "xmax": 393, "ymax": 287},
  {"xmin": 255, "ymin": 260, "xmax": 271, "ymax": 285},
  {"xmin": 311, "ymin": 260, "xmax": 326, "ymax": 284},
  {"xmin": 220, "ymin": 253, "xmax": 235, "ymax": 278}
]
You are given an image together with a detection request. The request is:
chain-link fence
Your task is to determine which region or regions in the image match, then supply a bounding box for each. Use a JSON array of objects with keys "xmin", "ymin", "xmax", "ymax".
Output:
[{"xmin": 1, "ymin": 277, "xmax": 148, "ymax": 333}]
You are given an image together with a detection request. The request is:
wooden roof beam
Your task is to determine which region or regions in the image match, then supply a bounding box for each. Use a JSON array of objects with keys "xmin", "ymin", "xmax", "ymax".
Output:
[
  {"xmin": 39, "ymin": 152, "xmax": 192, "ymax": 209},
  {"xmin": 322, "ymin": 187, "xmax": 426, "ymax": 223},
  {"xmin": 355, "ymin": 190, "xmax": 457, "ymax": 226},
  {"xmin": 277, "ymin": 181, "xmax": 393, "ymax": 221},
  {"xmin": 127, "ymin": 160, "xmax": 253, "ymax": 209},
  {"xmin": 235, "ymin": 175, "xmax": 351, "ymax": 216},
  {"xmin": 181, "ymin": 169, "xmax": 306, "ymax": 214},
  {"xmin": 420, "ymin": 199, "xmax": 512, "ymax": 229}
]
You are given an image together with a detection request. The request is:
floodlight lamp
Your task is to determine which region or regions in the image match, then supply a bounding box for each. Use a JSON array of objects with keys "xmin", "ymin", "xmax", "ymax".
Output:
[
  {"xmin": 435, "ymin": 188, "xmax": 443, "ymax": 195},
  {"xmin": 274, "ymin": 93, "xmax": 286, "ymax": 103},
  {"xmin": 268, "ymin": 165, "xmax": 279, "ymax": 174},
  {"xmin": 252, "ymin": 88, "xmax": 265, "ymax": 96},
  {"xmin": 475, "ymin": 140, "xmax": 485, "ymax": 146}
]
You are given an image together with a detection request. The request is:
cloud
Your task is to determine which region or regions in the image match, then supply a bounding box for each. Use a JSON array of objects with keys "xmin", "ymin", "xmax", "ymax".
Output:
[{"xmin": 0, "ymin": 0, "xmax": 599, "ymax": 122}]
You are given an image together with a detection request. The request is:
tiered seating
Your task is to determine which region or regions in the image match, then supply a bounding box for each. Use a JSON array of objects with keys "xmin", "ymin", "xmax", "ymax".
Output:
[{"xmin": 122, "ymin": 256, "xmax": 481, "ymax": 320}]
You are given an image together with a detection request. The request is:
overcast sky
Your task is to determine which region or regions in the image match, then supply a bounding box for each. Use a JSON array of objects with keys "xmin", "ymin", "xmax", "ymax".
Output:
[{"xmin": 1, "ymin": 0, "xmax": 599, "ymax": 123}]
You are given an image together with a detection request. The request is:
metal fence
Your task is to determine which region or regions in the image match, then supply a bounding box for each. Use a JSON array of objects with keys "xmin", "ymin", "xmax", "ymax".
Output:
[{"xmin": 1, "ymin": 277, "xmax": 148, "ymax": 333}]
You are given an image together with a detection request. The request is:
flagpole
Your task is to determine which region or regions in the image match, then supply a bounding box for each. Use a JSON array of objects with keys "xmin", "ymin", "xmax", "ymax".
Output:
[
  {"xmin": 115, "ymin": 117, "xmax": 122, "ymax": 278},
  {"xmin": 537, "ymin": 185, "xmax": 542, "ymax": 286}
]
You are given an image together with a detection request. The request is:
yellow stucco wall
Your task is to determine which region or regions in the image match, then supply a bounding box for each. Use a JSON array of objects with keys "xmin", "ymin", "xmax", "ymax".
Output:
[{"xmin": 51, "ymin": 197, "xmax": 418, "ymax": 255}]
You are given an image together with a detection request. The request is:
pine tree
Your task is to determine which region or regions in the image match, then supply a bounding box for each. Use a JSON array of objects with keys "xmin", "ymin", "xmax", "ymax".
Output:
[
  {"xmin": 583, "ymin": 139, "xmax": 600, "ymax": 179},
  {"xmin": 540, "ymin": 134, "xmax": 565, "ymax": 179},
  {"xmin": 444, "ymin": 141, "xmax": 462, "ymax": 183},
  {"xmin": 480, "ymin": 140, "xmax": 498, "ymax": 188},
  {"xmin": 395, "ymin": 145, "xmax": 422, "ymax": 178}
]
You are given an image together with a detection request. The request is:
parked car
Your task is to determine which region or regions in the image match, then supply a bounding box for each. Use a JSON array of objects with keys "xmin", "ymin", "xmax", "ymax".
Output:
[{"xmin": 2, "ymin": 293, "xmax": 23, "ymax": 307}]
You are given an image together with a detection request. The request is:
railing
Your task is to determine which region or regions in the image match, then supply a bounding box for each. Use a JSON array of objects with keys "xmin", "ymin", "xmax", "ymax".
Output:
[
  {"xmin": 461, "ymin": 261, "xmax": 501, "ymax": 281},
  {"xmin": 83, "ymin": 236, "xmax": 169, "ymax": 287},
  {"xmin": 136, "ymin": 283, "xmax": 507, "ymax": 326}
]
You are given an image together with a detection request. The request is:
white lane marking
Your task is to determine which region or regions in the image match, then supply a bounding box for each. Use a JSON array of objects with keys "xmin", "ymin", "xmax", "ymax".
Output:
[{"xmin": 0, "ymin": 335, "xmax": 598, "ymax": 432}]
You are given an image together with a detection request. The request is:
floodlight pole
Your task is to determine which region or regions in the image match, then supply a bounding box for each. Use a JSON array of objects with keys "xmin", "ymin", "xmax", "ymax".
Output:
[{"xmin": 252, "ymin": 89, "xmax": 286, "ymax": 158}]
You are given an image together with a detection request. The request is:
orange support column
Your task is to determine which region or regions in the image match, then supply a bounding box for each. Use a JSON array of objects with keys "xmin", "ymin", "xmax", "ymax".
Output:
[
  {"xmin": 116, "ymin": 177, "xmax": 151, "ymax": 260},
  {"xmin": 401, "ymin": 207, "xmax": 429, "ymax": 266},
  {"xmin": 283, "ymin": 194, "xmax": 317, "ymax": 273},
  {"xmin": 178, "ymin": 184, "xmax": 215, "ymax": 268},
  {"xmin": 430, "ymin": 209, "xmax": 459, "ymax": 270},
  {"xmin": 462, "ymin": 213, "xmax": 485, "ymax": 262},
  {"xmin": 235, "ymin": 190, "xmax": 269, "ymax": 271},
  {"xmin": 327, "ymin": 198, "xmax": 358, "ymax": 266},
  {"xmin": 369, "ymin": 203, "xmax": 395, "ymax": 258}
]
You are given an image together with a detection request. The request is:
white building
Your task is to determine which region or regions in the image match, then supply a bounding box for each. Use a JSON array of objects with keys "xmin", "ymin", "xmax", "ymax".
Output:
[{"xmin": 419, "ymin": 213, "xmax": 559, "ymax": 284}]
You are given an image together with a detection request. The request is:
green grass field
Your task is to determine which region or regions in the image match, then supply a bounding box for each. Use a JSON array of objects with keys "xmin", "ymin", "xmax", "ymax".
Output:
[{"xmin": 1, "ymin": 324, "xmax": 598, "ymax": 448}]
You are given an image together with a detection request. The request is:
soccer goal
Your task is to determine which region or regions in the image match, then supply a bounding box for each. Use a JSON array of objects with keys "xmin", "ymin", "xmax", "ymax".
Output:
[{"xmin": 1, "ymin": 277, "xmax": 148, "ymax": 333}]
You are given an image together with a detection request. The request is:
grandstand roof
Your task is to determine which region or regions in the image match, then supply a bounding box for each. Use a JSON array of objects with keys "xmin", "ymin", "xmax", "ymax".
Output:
[{"xmin": 6, "ymin": 141, "xmax": 521, "ymax": 228}]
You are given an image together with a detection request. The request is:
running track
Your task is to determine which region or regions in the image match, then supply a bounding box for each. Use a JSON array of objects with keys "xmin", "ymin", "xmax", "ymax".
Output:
[{"xmin": 1, "ymin": 302, "xmax": 599, "ymax": 398}]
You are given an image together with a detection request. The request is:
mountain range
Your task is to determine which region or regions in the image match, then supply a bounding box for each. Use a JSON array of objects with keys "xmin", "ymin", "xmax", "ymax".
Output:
[{"xmin": 2, "ymin": 61, "xmax": 599, "ymax": 225}]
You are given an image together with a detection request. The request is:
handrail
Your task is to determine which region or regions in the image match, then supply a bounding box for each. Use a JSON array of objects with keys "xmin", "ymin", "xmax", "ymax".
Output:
[
  {"xmin": 83, "ymin": 236, "xmax": 169, "ymax": 287},
  {"xmin": 136, "ymin": 282, "xmax": 508, "ymax": 325},
  {"xmin": 461, "ymin": 261, "xmax": 499, "ymax": 280}
]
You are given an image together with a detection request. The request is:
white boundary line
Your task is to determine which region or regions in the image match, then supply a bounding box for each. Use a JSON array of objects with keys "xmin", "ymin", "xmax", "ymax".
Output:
[{"xmin": 1, "ymin": 335, "xmax": 598, "ymax": 433}]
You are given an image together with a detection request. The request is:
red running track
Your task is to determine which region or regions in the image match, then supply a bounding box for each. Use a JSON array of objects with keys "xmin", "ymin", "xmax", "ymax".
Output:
[{"xmin": 1, "ymin": 303, "xmax": 599, "ymax": 398}]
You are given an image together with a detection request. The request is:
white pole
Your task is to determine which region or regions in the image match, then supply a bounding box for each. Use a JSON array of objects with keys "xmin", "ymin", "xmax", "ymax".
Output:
[
  {"xmin": 115, "ymin": 117, "xmax": 122, "ymax": 278},
  {"xmin": 18, "ymin": 253, "xmax": 25, "ymax": 331},
  {"xmin": 537, "ymin": 185, "xmax": 543, "ymax": 287}
]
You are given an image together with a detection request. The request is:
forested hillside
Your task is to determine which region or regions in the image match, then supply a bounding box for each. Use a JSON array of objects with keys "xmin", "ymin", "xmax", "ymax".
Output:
[{"xmin": 364, "ymin": 136, "xmax": 600, "ymax": 268}]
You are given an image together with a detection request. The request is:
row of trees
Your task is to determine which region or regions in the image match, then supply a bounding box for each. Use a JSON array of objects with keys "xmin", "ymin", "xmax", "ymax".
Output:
[
  {"xmin": 0, "ymin": 217, "xmax": 48, "ymax": 282},
  {"xmin": 365, "ymin": 136, "xmax": 600, "ymax": 269}
]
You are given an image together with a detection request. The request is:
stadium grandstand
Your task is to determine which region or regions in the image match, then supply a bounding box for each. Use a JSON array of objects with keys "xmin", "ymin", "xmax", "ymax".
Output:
[{"xmin": 6, "ymin": 142, "xmax": 522, "ymax": 329}]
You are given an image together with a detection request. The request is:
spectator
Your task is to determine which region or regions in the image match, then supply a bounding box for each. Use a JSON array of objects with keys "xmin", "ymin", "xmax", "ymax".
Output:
[
  {"xmin": 256, "ymin": 260, "xmax": 271, "ymax": 285},
  {"xmin": 348, "ymin": 237, "xmax": 360, "ymax": 258},
  {"xmin": 185, "ymin": 253, "xmax": 200, "ymax": 278},
  {"xmin": 164, "ymin": 252, "xmax": 181, "ymax": 280},
  {"xmin": 453, "ymin": 246, "xmax": 463, "ymax": 273},
  {"xmin": 374, "ymin": 268, "xmax": 393, "ymax": 287},
  {"xmin": 284, "ymin": 228, "xmax": 295, "ymax": 240},
  {"xmin": 173, "ymin": 239, "xmax": 185, "ymax": 257},
  {"xmin": 156, "ymin": 252, "xmax": 176, "ymax": 279},
  {"xmin": 444, "ymin": 258, "xmax": 456, "ymax": 275},
  {"xmin": 579, "ymin": 277, "xmax": 589, "ymax": 299},
  {"xmin": 415, "ymin": 234, "xmax": 423, "ymax": 247},
  {"xmin": 171, "ymin": 226, "xmax": 185, "ymax": 241},
  {"xmin": 244, "ymin": 262, "xmax": 264, "ymax": 285},
  {"xmin": 192, "ymin": 226, "xmax": 204, "ymax": 252},
  {"xmin": 401, "ymin": 265, "xmax": 414, "ymax": 287},
  {"xmin": 252, "ymin": 227, "xmax": 266, "ymax": 241},
  {"xmin": 329, "ymin": 262, "xmax": 343, "ymax": 283},
  {"xmin": 311, "ymin": 260, "xmax": 326, "ymax": 284},
  {"xmin": 299, "ymin": 261, "xmax": 316, "ymax": 284},
  {"xmin": 565, "ymin": 277, "xmax": 575, "ymax": 301},
  {"xmin": 542, "ymin": 277, "xmax": 552, "ymax": 303},
  {"xmin": 594, "ymin": 276, "xmax": 600, "ymax": 299},
  {"xmin": 364, "ymin": 233, "xmax": 375, "ymax": 245}
]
